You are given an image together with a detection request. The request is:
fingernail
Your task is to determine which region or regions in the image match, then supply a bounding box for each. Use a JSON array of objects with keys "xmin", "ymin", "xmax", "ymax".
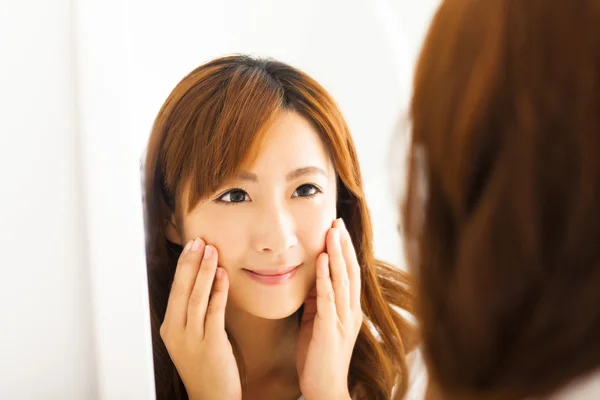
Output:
[
  {"xmin": 216, "ymin": 268, "xmax": 223, "ymax": 279},
  {"xmin": 191, "ymin": 238, "xmax": 202, "ymax": 251},
  {"xmin": 183, "ymin": 240, "xmax": 193, "ymax": 254},
  {"xmin": 203, "ymin": 245, "xmax": 213, "ymax": 259},
  {"xmin": 339, "ymin": 218, "xmax": 346, "ymax": 230}
]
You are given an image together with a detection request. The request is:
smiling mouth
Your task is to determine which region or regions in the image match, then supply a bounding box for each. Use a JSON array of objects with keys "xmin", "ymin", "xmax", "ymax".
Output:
[
  {"xmin": 243, "ymin": 264, "xmax": 302, "ymax": 285},
  {"xmin": 244, "ymin": 265, "xmax": 300, "ymax": 276}
]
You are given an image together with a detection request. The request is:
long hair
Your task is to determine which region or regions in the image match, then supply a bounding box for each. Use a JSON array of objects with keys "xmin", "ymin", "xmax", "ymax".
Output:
[
  {"xmin": 144, "ymin": 55, "xmax": 415, "ymax": 399},
  {"xmin": 403, "ymin": 0, "xmax": 600, "ymax": 398}
]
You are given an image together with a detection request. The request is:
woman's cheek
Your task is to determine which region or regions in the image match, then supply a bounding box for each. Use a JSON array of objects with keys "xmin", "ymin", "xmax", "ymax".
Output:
[
  {"xmin": 207, "ymin": 219, "xmax": 248, "ymax": 268},
  {"xmin": 296, "ymin": 206, "xmax": 335, "ymax": 256},
  {"xmin": 182, "ymin": 212, "xmax": 246, "ymax": 267}
]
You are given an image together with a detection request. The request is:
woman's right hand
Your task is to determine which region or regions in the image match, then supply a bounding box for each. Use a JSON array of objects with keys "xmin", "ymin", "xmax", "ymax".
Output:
[{"xmin": 160, "ymin": 238, "xmax": 242, "ymax": 400}]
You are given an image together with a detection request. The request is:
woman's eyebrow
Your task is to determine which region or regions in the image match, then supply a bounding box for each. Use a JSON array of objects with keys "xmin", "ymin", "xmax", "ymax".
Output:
[
  {"xmin": 236, "ymin": 166, "xmax": 327, "ymax": 182},
  {"xmin": 285, "ymin": 166, "xmax": 327, "ymax": 181}
]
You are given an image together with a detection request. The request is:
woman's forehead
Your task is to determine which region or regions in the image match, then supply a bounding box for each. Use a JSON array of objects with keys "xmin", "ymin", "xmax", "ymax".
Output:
[{"xmin": 246, "ymin": 111, "xmax": 335, "ymax": 175}]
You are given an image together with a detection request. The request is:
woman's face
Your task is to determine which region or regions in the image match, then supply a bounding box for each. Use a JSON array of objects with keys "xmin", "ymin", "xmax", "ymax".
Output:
[{"xmin": 174, "ymin": 111, "xmax": 338, "ymax": 319}]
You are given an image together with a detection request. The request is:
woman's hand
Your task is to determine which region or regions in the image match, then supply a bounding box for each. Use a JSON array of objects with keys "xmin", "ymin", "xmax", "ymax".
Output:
[
  {"xmin": 296, "ymin": 219, "xmax": 363, "ymax": 400},
  {"xmin": 160, "ymin": 238, "xmax": 241, "ymax": 400}
]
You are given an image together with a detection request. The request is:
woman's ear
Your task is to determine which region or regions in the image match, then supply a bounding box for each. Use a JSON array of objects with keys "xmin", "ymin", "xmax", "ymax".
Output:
[{"xmin": 165, "ymin": 216, "xmax": 182, "ymax": 245}]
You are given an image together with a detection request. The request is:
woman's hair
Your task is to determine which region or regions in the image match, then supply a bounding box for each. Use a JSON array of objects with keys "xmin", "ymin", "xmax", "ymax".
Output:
[
  {"xmin": 403, "ymin": 0, "xmax": 600, "ymax": 399},
  {"xmin": 144, "ymin": 55, "xmax": 415, "ymax": 399}
]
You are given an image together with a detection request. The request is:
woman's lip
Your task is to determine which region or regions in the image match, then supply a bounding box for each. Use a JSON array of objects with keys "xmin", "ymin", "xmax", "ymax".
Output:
[
  {"xmin": 245, "ymin": 265, "xmax": 300, "ymax": 276},
  {"xmin": 243, "ymin": 264, "xmax": 301, "ymax": 285}
]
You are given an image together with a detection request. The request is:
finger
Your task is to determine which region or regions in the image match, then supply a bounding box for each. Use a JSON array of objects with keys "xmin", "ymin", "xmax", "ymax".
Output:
[
  {"xmin": 327, "ymin": 226, "xmax": 351, "ymax": 323},
  {"xmin": 204, "ymin": 267, "xmax": 230, "ymax": 340},
  {"xmin": 163, "ymin": 238, "xmax": 204, "ymax": 329},
  {"xmin": 316, "ymin": 253, "xmax": 336, "ymax": 326},
  {"xmin": 337, "ymin": 219, "xmax": 362, "ymax": 312},
  {"xmin": 186, "ymin": 244, "xmax": 219, "ymax": 337}
]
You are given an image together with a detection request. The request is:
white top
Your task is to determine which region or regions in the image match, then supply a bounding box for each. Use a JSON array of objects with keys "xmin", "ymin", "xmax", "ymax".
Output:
[
  {"xmin": 405, "ymin": 348, "xmax": 428, "ymax": 399},
  {"xmin": 545, "ymin": 368, "xmax": 600, "ymax": 400},
  {"xmin": 295, "ymin": 348, "xmax": 428, "ymax": 400},
  {"xmin": 403, "ymin": 353, "xmax": 600, "ymax": 400}
]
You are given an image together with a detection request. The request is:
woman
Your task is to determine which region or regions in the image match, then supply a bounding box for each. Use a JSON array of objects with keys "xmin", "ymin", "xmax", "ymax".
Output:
[
  {"xmin": 144, "ymin": 55, "xmax": 418, "ymax": 399},
  {"xmin": 402, "ymin": 0, "xmax": 600, "ymax": 398}
]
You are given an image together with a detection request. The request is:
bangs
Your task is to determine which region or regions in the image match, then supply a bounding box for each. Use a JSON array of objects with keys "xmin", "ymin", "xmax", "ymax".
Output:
[{"xmin": 160, "ymin": 63, "xmax": 285, "ymax": 214}]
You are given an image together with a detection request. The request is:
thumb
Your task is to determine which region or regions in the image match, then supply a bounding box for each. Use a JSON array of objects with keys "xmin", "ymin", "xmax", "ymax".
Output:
[{"xmin": 204, "ymin": 267, "xmax": 229, "ymax": 339}]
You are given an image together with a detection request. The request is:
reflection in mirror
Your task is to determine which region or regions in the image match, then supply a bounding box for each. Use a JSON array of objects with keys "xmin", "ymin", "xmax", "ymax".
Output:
[
  {"xmin": 142, "ymin": 55, "xmax": 417, "ymax": 399},
  {"xmin": 129, "ymin": 2, "xmax": 441, "ymax": 399}
]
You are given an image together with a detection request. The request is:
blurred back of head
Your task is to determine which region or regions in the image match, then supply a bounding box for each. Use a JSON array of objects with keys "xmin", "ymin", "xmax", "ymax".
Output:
[{"xmin": 403, "ymin": 0, "xmax": 600, "ymax": 398}]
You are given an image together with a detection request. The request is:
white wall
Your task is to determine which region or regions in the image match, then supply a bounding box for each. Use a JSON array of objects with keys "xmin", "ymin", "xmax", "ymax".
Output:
[
  {"xmin": 1, "ymin": 0, "xmax": 438, "ymax": 398},
  {"xmin": 0, "ymin": 0, "xmax": 98, "ymax": 398},
  {"xmin": 74, "ymin": 0, "xmax": 156, "ymax": 398}
]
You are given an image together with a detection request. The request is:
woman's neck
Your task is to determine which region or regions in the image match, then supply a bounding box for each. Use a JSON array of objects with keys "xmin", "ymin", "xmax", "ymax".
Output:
[{"xmin": 225, "ymin": 306, "xmax": 300, "ymax": 385}]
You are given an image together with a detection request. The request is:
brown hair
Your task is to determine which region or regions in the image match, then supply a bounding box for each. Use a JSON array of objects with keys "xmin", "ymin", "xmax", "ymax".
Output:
[
  {"xmin": 403, "ymin": 0, "xmax": 600, "ymax": 399},
  {"xmin": 144, "ymin": 55, "xmax": 415, "ymax": 399}
]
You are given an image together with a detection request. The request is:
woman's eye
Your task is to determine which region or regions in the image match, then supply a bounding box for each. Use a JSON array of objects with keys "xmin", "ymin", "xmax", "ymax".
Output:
[
  {"xmin": 218, "ymin": 189, "xmax": 250, "ymax": 204},
  {"xmin": 293, "ymin": 184, "xmax": 320, "ymax": 198}
]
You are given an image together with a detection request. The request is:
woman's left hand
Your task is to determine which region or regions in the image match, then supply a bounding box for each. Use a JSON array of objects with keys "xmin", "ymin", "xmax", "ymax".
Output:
[{"xmin": 297, "ymin": 218, "xmax": 363, "ymax": 400}]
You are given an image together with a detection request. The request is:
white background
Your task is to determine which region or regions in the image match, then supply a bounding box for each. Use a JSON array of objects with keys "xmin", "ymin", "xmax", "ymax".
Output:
[{"xmin": 0, "ymin": 0, "xmax": 439, "ymax": 398}]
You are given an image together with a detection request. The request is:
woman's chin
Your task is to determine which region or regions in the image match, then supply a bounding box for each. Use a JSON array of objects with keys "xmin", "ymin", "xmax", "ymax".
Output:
[
  {"xmin": 255, "ymin": 306, "xmax": 303, "ymax": 320},
  {"xmin": 231, "ymin": 296, "xmax": 305, "ymax": 320},
  {"xmin": 228, "ymin": 275, "xmax": 314, "ymax": 320}
]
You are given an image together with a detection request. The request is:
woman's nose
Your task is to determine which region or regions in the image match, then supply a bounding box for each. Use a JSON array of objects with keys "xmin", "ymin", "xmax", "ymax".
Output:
[{"xmin": 252, "ymin": 205, "xmax": 298, "ymax": 255}]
